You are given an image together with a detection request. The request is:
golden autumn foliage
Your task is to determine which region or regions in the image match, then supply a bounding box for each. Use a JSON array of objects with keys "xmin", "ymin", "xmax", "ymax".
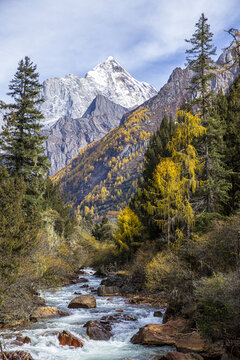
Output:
[
  {"xmin": 115, "ymin": 207, "xmax": 143, "ymax": 259},
  {"xmin": 52, "ymin": 106, "xmax": 152, "ymax": 219},
  {"xmin": 143, "ymin": 111, "xmax": 206, "ymax": 245}
]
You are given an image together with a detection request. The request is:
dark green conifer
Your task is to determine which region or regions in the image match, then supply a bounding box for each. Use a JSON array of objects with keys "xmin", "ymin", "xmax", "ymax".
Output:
[
  {"xmin": 0, "ymin": 56, "xmax": 49, "ymax": 205},
  {"xmin": 130, "ymin": 114, "xmax": 176, "ymax": 238},
  {"xmin": 0, "ymin": 165, "xmax": 39, "ymax": 291},
  {"xmin": 185, "ymin": 14, "xmax": 229, "ymax": 213},
  {"xmin": 185, "ymin": 13, "xmax": 216, "ymax": 118}
]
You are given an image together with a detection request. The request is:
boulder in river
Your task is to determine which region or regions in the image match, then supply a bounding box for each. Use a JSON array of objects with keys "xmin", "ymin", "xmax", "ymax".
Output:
[
  {"xmin": 84, "ymin": 320, "xmax": 112, "ymax": 340},
  {"xmin": 58, "ymin": 330, "xmax": 84, "ymax": 348},
  {"xmin": 71, "ymin": 277, "xmax": 89, "ymax": 284},
  {"xmin": 130, "ymin": 318, "xmax": 225, "ymax": 356},
  {"xmin": 31, "ymin": 306, "xmax": 69, "ymax": 320},
  {"xmin": 0, "ymin": 351, "xmax": 34, "ymax": 359},
  {"xmin": 68, "ymin": 294, "xmax": 96, "ymax": 309},
  {"xmin": 154, "ymin": 310, "xmax": 163, "ymax": 317},
  {"xmin": 15, "ymin": 335, "xmax": 31, "ymax": 344},
  {"xmin": 131, "ymin": 319, "xmax": 192, "ymax": 346},
  {"xmin": 97, "ymin": 285, "xmax": 120, "ymax": 296},
  {"xmin": 100, "ymin": 313, "xmax": 136, "ymax": 323}
]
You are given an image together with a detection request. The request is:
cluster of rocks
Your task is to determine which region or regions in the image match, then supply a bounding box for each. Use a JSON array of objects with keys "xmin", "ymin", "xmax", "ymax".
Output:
[
  {"xmin": 130, "ymin": 318, "xmax": 239, "ymax": 360},
  {"xmin": 96, "ymin": 272, "xmax": 145, "ymax": 296},
  {"xmin": 2, "ymin": 272, "xmax": 239, "ymax": 360}
]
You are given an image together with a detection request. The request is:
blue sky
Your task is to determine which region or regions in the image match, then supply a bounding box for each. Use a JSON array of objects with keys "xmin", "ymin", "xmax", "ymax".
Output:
[{"xmin": 0, "ymin": 0, "xmax": 240, "ymax": 101}]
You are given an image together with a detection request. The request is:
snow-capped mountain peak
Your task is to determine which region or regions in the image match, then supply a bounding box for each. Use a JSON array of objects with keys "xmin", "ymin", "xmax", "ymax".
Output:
[{"xmin": 40, "ymin": 57, "xmax": 157, "ymax": 124}]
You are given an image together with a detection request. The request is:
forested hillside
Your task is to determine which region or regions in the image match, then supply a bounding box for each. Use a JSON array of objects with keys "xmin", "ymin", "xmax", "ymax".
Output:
[{"xmin": 52, "ymin": 48, "xmax": 238, "ymax": 220}]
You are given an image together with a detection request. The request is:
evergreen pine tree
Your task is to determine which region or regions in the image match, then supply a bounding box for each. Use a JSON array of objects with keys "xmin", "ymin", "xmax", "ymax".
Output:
[
  {"xmin": 185, "ymin": 14, "xmax": 229, "ymax": 213},
  {"xmin": 185, "ymin": 13, "xmax": 216, "ymax": 118},
  {"xmin": 129, "ymin": 114, "xmax": 176, "ymax": 238},
  {"xmin": 0, "ymin": 56, "xmax": 49, "ymax": 205},
  {"xmin": 0, "ymin": 165, "xmax": 39, "ymax": 291}
]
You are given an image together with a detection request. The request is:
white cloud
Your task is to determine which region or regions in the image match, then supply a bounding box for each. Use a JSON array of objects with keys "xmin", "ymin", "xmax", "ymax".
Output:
[{"xmin": 0, "ymin": 0, "xmax": 239, "ymax": 100}]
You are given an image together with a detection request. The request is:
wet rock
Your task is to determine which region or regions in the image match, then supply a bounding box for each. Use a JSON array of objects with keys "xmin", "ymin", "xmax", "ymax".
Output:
[
  {"xmin": 130, "ymin": 319, "xmax": 193, "ymax": 346},
  {"xmin": 159, "ymin": 352, "xmax": 203, "ymax": 360},
  {"xmin": 101, "ymin": 274, "xmax": 129, "ymax": 288},
  {"xmin": 74, "ymin": 291, "xmax": 82, "ymax": 295},
  {"xmin": 80, "ymin": 284, "xmax": 89, "ymax": 288},
  {"xmin": 0, "ymin": 351, "xmax": 34, "ymax": 359},
  {"xmin": 154, "ymin": 311, "xmax": 163, "ymax": 317},
  {"xmin": 58, "ymin": 330, "xmax": 84, "ymax": 348},
  {"xmin": 93, "ymin": 268, "xmax": 106, "ymax": 277},
  {"xmin": 16, "ymin": 336, "xmax": 31, "ymax": 344},
  {"xmin": 97, "ymin": 285, "xmax": 120, "ymax": 296},
  {"xmin": 68, "ymin": 295, "xmax": 96, "ymax": 309},
  {"xmin": 116, "ymin": 309, "xmax": 123, "ymax": 313},
  {"xmin": 84, "ymin": 320, "xmax": 112, "ymax": 340},
  {"xmin": 101, "ymin": 313, "xmax": 136, "ymax": 323},
  {"xmin": 71, "ymin": 277, "xmax": 89, "ymax": 284},
  {"xmin": 31, "ymin": 306, "xmax": 69, "ymax": 320},
  {"xmin": 130, "ymin": 319, "xmax": 222, "ymax": 357}
]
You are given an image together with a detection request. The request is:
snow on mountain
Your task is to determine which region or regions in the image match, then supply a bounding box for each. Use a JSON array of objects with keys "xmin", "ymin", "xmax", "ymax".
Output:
[{"xmin": 40, "ymin": 56, "xmax": 157, "ymax": 124}]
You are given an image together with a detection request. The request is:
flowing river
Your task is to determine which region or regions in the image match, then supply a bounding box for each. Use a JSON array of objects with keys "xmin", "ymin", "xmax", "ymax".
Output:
[{"xmin": 0, "ymin": 268, "xmax": 173, "ymax": 359}]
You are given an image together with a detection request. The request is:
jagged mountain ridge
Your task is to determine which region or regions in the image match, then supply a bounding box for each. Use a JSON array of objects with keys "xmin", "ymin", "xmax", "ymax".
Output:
[
  {"xmin": 43, "ymin": 95, "xmax": 128, "ymax": 175},
  {"xmin": 52, "ymin": 51, "xmax": 239, "ymax": 220},
  {"xmin": 40, "ymin": 56, "xmax": 157, "ymax": 125}
]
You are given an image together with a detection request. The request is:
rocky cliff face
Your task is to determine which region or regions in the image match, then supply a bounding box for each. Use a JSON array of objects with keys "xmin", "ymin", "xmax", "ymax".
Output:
[
  {"xmin": 40, "ymin": 56, "xmax": 157, "ymax": 125},
  {"xmin": 43, "ymin": 95, "xmax": 128, "ymax": 175}
]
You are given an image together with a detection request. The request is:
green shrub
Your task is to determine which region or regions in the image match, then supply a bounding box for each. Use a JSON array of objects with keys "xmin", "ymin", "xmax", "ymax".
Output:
[
  {"xmin": 195, "ymin": 273, "xmax": 240, "ymax": 340},
  {"xmin": 194, "ymin": 212, "xmax": 224, "ymax": 233}
]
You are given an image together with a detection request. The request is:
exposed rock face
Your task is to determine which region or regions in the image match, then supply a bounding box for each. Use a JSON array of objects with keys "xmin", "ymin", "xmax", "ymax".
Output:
[
  {"xmin": 58, "ymin": 330, "xmax": 84, "ymax": 348},
  {"xmin": 84, "ymin": 320, "xmax": 112, "ymax": 340},
  {"xmin": 31, "ymin": 306, "xmax": 69, "ymax": 320},
  {"xmin": 42, "ymin": 95, "xmax": 128, "ymax": 174},
  {"xmin": 40, "ymin": 56, "xmax": 157, "ymax": 125},
  {"xmin": 68, "ymin": 295, "xmax": 96, "ymax": 309}
]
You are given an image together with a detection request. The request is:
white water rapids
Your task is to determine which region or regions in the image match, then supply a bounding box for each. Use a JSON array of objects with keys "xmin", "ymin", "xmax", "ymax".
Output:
[{"xmin": 0, "ymin": 268, "xmax": 173, "ymax": 359}]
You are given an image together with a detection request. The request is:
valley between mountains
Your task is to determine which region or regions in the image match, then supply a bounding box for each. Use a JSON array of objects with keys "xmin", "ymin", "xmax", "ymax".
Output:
[
  {"xmin": 43, "ymin": 51, "xmax": 238, "ymax": 219},
  {"xmin": 1, "ymin": 22, "xmax": 240, "ymax": 360}
]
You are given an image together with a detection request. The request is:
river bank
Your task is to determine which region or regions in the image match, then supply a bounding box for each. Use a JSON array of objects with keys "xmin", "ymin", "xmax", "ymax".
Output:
[{"xmin": 0, "ymin": 268, "xmax": 172, "ymax": 360}]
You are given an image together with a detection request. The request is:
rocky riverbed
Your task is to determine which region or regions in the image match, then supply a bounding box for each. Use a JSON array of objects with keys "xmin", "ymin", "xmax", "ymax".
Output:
[{"xmin": 0, "ymin": 268, "xmax": 172, "ymax": 360}]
